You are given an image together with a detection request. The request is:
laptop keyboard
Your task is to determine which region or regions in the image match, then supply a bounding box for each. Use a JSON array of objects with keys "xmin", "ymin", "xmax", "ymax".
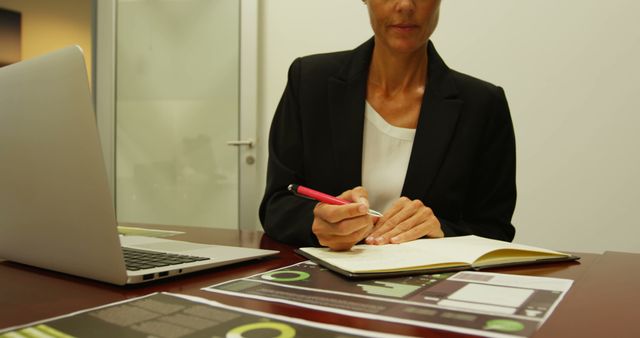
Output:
[{"xmin": 123, "ymin": 247, "xmax": 210, "ymax": 271}]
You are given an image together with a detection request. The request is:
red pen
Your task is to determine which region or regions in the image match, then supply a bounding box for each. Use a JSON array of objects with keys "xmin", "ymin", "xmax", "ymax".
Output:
[{"xmin": 288, "ymin": 184, "xmax": 383, "ymax": 217}]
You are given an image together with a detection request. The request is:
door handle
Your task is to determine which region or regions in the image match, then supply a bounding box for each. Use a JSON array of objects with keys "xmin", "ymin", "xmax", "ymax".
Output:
[{"xmin": 226, "ymin": 139, "xmax": 254, "ymax": 148}]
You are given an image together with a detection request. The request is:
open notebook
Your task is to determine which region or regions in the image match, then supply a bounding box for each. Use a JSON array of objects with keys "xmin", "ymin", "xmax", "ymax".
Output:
[
  {"xmin": 0, "ymin": 45, "xmax": 277, "ymax": 285},
  {"xmin": 297, "ymin": 235, "xmax": 579, "ymax": 278}
]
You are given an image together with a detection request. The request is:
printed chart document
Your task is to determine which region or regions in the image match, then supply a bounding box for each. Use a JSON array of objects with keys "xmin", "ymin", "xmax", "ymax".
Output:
[
  {"xmin": 0, "ymin": 292, "xmax": 410, "ymax": 338},
  {"xmin": 204, "ymin": 261, "xmax": 574, "ymax": 338},
  {"xmin": 297, "ymin": 235, "xmax": 579, "ymax": 278}
]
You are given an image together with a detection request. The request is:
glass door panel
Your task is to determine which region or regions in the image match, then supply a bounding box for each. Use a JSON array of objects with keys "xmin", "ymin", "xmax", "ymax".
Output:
[{"xmin": 115, "ymin": 0, "xmax": 239, "ymax": 228}]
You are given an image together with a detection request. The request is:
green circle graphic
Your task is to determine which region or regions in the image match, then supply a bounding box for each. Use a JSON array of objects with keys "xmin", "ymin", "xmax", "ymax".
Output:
[
  {"xmin": 484, "ymin": 319, "xmax": 525, "ymax": 332},
  {"xmin": 261, "ymin": 270, "xmax": 310, "ymax": 282},
  {"xmin": 226, "ymin": 322, "xmax": 295, "ymax": 338}
]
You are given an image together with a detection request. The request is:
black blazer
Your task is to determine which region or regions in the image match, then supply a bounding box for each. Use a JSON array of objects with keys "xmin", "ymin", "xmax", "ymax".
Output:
[{"xmin": 259, "ymin": 38, "xmax": 516, "ymax": 247}]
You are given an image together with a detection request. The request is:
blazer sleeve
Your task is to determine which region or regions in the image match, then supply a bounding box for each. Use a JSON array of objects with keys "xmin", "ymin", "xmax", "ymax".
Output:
[
  {"xmin": 439, "ymin": 86, "xmax": 517, "ymax": 241},
  {"xmin": 259, "ymin": 58, "xmax": 320, "ymax": 247}
]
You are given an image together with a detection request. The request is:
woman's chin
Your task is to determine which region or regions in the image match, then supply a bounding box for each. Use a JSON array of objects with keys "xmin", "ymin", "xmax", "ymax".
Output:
[{"xmin": 378, "ymin": 36, "xmax": 428, "ymax": 55}]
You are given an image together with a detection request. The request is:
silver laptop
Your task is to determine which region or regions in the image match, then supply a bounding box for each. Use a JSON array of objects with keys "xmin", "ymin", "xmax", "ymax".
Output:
[{"xmin": 0, "ymin": 45, "xmax": 277, "ymax": 285}]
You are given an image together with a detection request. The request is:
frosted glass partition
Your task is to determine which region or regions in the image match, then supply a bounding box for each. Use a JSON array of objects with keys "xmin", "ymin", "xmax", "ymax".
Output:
[{"xmin": 116, "ymin": 0, "xmax": 239, "ymax": 228}]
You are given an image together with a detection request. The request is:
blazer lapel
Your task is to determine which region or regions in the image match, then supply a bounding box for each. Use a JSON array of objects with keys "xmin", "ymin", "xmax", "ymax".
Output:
[
  {"xmin": 326, "ymin": 39, "xmax": 462, "ymax": 198},
  {"xmin": 402, "ymin": 42, "xmax": 463, "ymax": 199},
  {"xmin": 327, "ymin": 39, "xmax": 374, "ymax": 191}
]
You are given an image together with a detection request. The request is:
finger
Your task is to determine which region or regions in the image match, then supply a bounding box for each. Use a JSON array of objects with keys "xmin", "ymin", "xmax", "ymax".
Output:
[
  {"xmin": 365, "ymin": 220, "xmax": 396, "ymax": 244},
  {"xmin": 326, "ymin": 225, "xmax": 372, "ymax": 251},
  {"xmin": 376, "ymin": 211, "xmax": 423, "ymax": 244},
  {"xmin": 391, "ymin": 226, "xmax": 444, "ymax": 243},
  {"xmin": 373, "ymin": 199, "xmax": 430, "ymax": 244},
  {"xmin": 362, "ymin": 211, "xmax": 382, "ymax": 236},
  {"xmin": 384, "ymin": 203, "xmax": 443, "ymax": 243},
  {"xmin": 389, "ymin": 224, "xmax": 428, "ymax": 244},
  {"xmin": 390, "ymin": 218, "xmax": 444, "ymax": 243},
  {"xmin": 365, "ymin": 197, "xmax": 411, "ymax": 243},
  {"xmin": 334, "ymin": 216, "xmax": 374, "ymax": 237},
  {"xmin": 314, "ymin": 202, "xmax": 368, "ymax": 224},
  {"xmin": 388, "ymin": 218, "xmax": 430, "ymax": 243},
  {"xmin": 313, "ymin": 206, "xmax": 373, "ymax": 238},
  {"xmin": 351, "ymin": 186, "xmax": 371, "ymax": 207},
  {"xmin": 317, "ymin": 223, "xmax": 373, "ymax": 251},
  {"xmin": 366, "ymin": 198, "xmax": 406, "ymax": 233},
  {"xmin": 339, "ymin": 186, "xmax": 370, "ymax": 207}
]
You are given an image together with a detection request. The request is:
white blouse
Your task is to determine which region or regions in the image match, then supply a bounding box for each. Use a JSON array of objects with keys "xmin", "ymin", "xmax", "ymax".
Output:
[{"xmin": 361, "ymin": 101, "xmax": 416, "ymax": 213}]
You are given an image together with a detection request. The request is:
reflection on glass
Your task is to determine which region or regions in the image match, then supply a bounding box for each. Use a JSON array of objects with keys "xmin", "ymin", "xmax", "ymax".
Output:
[{"xmin": 116, "ymin": 0, "xmax": 239, "ymax": 228}]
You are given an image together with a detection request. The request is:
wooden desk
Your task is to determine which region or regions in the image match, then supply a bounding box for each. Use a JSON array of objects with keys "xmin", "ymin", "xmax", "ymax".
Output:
[{"xmin": 1, "ymin": 225, "xmax": 638, "ymax": 337}]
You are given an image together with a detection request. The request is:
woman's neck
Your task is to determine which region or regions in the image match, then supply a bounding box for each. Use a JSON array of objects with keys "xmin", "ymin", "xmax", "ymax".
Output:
[{"xmin": 368, "ymin": 43, "xmax": 428, "ymax": 96}]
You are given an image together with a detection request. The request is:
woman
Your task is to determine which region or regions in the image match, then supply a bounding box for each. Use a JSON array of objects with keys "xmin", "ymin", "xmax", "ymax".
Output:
[{"xmin": 259, "ymin": 0, "xmax": 516, "ymax": 250}]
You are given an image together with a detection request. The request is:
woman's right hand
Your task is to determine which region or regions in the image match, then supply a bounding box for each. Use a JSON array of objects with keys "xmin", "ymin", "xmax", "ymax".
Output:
[{"xmin": 311, "ymin": 186, "xmax": 376, "ymax": 251}]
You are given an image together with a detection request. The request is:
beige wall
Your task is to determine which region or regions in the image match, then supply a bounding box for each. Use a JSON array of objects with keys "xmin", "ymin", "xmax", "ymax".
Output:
[{"xmin": 0, "ymin": 0, "xmax": 91, "ymax": 80}]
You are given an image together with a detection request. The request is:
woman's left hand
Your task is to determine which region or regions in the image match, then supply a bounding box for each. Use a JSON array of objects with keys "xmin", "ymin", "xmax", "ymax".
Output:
[{"xmin": 365, "ymin": 197, "xmax": 444, "ymax": 245}]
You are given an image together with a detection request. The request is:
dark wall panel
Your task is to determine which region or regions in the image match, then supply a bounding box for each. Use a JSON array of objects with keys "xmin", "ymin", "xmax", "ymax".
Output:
[{"xmin": 0, "ymin": 8, "xmax": 21, "ymax": 67}]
